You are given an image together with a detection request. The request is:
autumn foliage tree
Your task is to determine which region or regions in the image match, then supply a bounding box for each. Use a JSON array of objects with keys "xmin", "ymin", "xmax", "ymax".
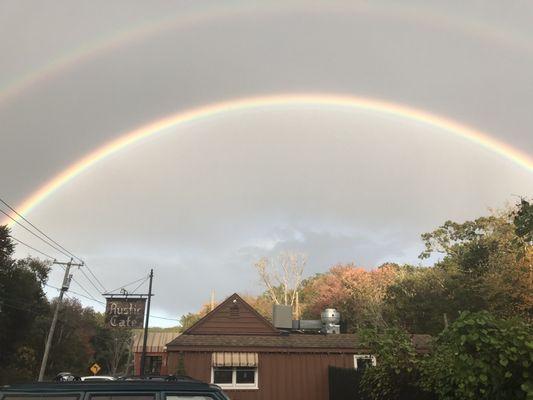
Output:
[
  {"xmin": 306, "ymin": 263, "xmax": 398, "ymax": 330},
  {"xmin": 253, "ymin": 251, "xmax": 306, "ymax": 306},
  {"xmin": 419, "ymin": 202, "xmax": 532, "ymax": 322}
]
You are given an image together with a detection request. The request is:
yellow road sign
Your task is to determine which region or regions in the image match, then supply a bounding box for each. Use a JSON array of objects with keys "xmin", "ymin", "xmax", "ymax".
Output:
[{"xmin": 89, "ymin": 363, "xmax": 101, "ymax": 375}]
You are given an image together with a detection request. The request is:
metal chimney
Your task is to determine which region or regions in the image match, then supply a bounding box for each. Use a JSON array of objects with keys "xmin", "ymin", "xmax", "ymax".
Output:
[{"xmin": 321, "ymin": 308, "xmax": 341, "ymax": 334}]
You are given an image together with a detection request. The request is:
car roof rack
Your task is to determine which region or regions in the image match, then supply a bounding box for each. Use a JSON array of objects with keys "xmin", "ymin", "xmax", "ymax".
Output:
[
  {"xmin": 116, "ymin": 375, "xmax": 198, "ymax": 382},
  {"xmin": 1, "ymin": 381, "xmax": 215, "ymax": 392}
]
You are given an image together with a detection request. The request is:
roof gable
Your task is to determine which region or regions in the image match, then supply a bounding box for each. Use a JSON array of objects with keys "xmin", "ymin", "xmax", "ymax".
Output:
[{"xmin": 184, "ymin": 293, "xmax": 279, "ymax": 336}]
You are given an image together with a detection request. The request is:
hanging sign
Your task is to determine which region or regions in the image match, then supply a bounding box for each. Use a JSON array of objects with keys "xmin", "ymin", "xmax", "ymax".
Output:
[{"xmin": 105, "ymin": 297, "xmax": 146, "ymax": 328}]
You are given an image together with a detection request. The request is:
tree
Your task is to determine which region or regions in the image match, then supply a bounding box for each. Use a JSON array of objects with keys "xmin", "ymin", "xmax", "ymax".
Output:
[
  {"xmin": 513, "ymin": 198, "xmax": 533, "ymax": 244},
  {"xmin": 419, "ymin": 207, "xmax": 532, "ymax": 322},
  {"xmin": 44, "ymin": 298, "xmax": 99, "ymax": 377},
  {"xmin": 358, "ymin": 327, "xmax": 435, "ymax": 400},
  {"xmin": 306, "ymin": 264, "xmax": 398, "ymax": 330},
  {"xmin": 0, "ymin": 225, "xmax": 50, "ymax": 383},
  {"xmin": 421, "ymin": 311, "xmax": 533, "ymax": 400},
  {"xmin": 383, "ymin": 265, "xmax": 452, "ymax": 334},
  {"xmin": 179, "ymin": 312, "xmax": 203, "ymax": 331},
  {"xmin": 253, "ymin": 251, "xmax": 306, "ymax": 306},
  {"xmin": 92, "ymin": 323, "xmax": 132, "ymax": 376}
]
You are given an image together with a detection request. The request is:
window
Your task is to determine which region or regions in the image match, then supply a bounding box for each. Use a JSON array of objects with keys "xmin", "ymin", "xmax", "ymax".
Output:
[
  {"xmin": 213, "ymin": 367, "xmax": 233, "ymax": 384},
  {"xmin": 4, "ymin": 397, "xmax": 79, "ymax": 400},
  {"xmin": 212, "ymin": 367, "xmax": 258, "ymax": 390},
  {"xmin": 89, "ymin": 395, "xmax": 155, "ymax": 400},
  {"xmin": 211, "ymin": 352, "xmax": 258, "ymax": 390},
  {"xmin": 354, "ymin": 354, "xmax": 376, "ymax": 371}
]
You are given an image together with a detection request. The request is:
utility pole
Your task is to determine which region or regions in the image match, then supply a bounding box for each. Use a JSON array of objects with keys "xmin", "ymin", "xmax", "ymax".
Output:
[
  {"xmin": 38, "ymin": 258, "xmax": 84, "ymax": 381},
  {"xmin": 139, "ymin": 269, "xmax": 153, "ymax": 376}
]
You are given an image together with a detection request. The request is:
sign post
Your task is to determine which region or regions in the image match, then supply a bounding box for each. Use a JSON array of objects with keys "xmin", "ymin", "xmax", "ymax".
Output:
[
  {"xmin": 139, "ymin": 269, "xmax": 154, "ymax": 376},
  {"xmin": 104, "ymin": 269, "xmax": 154, "ymax": 377}
]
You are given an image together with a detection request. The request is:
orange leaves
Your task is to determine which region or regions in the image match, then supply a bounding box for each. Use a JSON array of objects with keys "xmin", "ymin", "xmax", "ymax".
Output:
[{"xmin": 307, "ymin": 264, "xmax": 399, "ymax": 328}]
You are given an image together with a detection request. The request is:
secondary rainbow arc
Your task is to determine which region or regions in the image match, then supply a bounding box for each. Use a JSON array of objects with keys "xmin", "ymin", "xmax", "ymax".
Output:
[{"xmin": 5, "ymin": 93, "xmax": 532, "ymax": 227}]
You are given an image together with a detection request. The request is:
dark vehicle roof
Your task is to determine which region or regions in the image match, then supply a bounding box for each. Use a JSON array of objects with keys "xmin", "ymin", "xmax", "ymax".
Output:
[{"xmin": 0, "ymin": 381, "xmax": 222, "ymax": 393}]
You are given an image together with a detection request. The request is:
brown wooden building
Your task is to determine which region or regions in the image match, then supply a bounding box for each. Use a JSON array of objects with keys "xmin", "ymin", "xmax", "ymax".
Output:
[
  {"xmin": 132, "ymin": 331, "xmax": 180, "ymax": 376},
  {"xmin": 166, "ymin": 293, "xmax": 415, "ymax": 400}
]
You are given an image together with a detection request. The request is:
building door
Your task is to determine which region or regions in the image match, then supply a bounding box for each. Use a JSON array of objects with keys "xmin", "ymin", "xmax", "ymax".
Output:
[{"xmin": 144, "ymin": 355, "xmax": 163, "ymax": 375}]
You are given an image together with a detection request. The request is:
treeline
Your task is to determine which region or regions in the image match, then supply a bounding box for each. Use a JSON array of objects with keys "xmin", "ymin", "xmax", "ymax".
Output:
[
  {"xmin": 304, "ymin": 199, "xmax": 532, "ymax": 399},
  {"xmin": 0, "ymin": 225, "xmax": 132, "ymax": 383},
  {"xmin": 185, "ymin": 199, "xmax": 532, "ymax": 399},
  {"xmin": 1, "ymin": 199, "xmax": 531, "ymax": 397},
  {"xmin": 203, "ymin": 199, "xmax": 531, "ymax": 335},
  {"xmin": 299, "ymin": 199, "xmax": 532, "ymax": 333}
]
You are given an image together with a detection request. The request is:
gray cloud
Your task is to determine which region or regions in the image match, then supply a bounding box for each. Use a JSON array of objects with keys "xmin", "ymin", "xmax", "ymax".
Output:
[{"xmin": 2, "ymin": 1, "xmax": 532, "ymax": 325}]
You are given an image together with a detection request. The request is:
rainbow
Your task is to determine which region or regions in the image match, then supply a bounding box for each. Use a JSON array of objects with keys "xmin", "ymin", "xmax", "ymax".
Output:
[
  {"xmin": 1, "ymin": 3, "xmax": 531, "ymax": 107},
  {"xmin": 5, "ymin": 93, "xmax": 533, "ymax": 227}
]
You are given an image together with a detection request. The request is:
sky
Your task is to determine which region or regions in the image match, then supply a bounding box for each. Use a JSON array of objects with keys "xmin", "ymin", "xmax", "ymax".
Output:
[{"xmin": 1, "ymin": 1, "xmax": 532, "ymax": 326}]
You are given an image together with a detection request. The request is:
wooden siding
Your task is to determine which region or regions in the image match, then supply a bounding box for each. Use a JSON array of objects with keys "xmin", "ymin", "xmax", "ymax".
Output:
[
  {"xmin": 167, "ymin": 351, "xmax": 355, "ymax": 400},
  {"xmin": 185, "ymin": 294, "xmax": 278, "ymax": 336}
]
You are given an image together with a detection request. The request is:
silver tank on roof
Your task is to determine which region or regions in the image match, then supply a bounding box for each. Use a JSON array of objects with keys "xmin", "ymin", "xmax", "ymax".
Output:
[{"xmin": 321, "ymin": 308, "xmax": 340, "ymax": 325}]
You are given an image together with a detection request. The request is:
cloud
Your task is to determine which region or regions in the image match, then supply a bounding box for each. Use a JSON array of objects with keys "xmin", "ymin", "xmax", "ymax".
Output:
[{"xmin": 2, "ymin": 1, "xmax": 533, "ymax": 325}]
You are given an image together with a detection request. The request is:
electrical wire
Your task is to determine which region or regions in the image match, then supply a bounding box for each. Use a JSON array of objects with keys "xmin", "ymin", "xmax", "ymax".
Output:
[
  {"xmin": 85, "ymin": 266, "xmax": 107, "ymax": 293},
  {"xmin": 79, "ymin": 267, "xmax": 106, "ymax": 296},
  {"xmin": 56, "ymin": 264, "xmax": 100, "ymax": 302},
  {"xmin": 70, "ymin": 276, "xmax": 100, "ymax": 302},
  {"xmin": 45, "ymin": 283, "xmax": 106, "ymax": 306},
  {"xmin": 1, "ymin": 198, "xmax": 107, "ymax": 294},
  {"xmin": 150, "ymin": 315, "xmax": 179, "ymax": 322},
  {"xmin": 0, "ymin": 197, "xmax": 83, "ymax": 263},
  {"xmin": 105, "ymin": 276, "xmax": 149, "ymax": 294},
  {"xmin": 0, "ymin": 208, "xmax": 73, "ymax": 261},
  {"xmin": 2, "ymin": 200, "xmax": 173, "ymax": 325},
  {"xmin": 130, "ymin": 276, "xmax": 149, "ymax": 294},
  {"xmin": 8, "ymin": 235, "xmax": 56, "ymax": 260}
]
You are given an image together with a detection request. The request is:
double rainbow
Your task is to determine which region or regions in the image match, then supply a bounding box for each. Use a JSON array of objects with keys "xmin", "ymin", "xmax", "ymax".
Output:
[{"xmin": 5, "ymin": 93, "xmax": 532, "ymax": 227}]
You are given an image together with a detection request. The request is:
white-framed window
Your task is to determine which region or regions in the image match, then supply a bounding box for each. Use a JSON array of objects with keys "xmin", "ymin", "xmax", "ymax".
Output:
[
  {"xmin": 211, "ymin": 366, "xmax": 258, "ymax": 390},
  {"xmin": 354, "ymin": 354, "xmax": 376, "ymax": 370}
]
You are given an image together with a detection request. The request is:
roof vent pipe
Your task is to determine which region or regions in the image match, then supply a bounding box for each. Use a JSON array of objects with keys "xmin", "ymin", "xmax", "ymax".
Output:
[{"xmin": 321, "ymin": 308, "xmax": 341, "ymax": 334}]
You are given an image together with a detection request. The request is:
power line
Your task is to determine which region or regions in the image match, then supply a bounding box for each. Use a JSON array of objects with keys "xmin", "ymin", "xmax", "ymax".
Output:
[
  {"xmin": 8, "ymin": 235, "xmax": 56, "ymax": 260},
  {"xmin": 3, "ymin": 288, "xmax": 177, "ymax": 325},
  {"xmin": 47, "ymin": 283, "xmax": 175, "ymax": 322},
  {"xmin": 45, "ymin": 283, "xmax": 105, "ymax": 306},
  {"xmin": 0, "ymin": 208, "xmax": 72, "ymax": 261},
  {"xmin": 0, "ymin": 198, "xmax": 107, "ymax": 294},
  {"xmin": 57, "ymin": 264, "xmax": 100, "ymax": 302},
  {"xmin": 79, "ymin": 267, "xmax": 105, "ymax": 296},
  {"xmin": 106, "ymin": 276, "xmax": 148, "ymax": 294},
  {"xmin": 131, "ymin": 276, "xmax": 149, "ymax": 294},
  {"xmin": 86, "ymin": 266, "xmax": 107, "ymax": 293},
  {"xmin": 70, "ymin": 276, "xmax": 100, "ymax": 302},
  {"xmin": 0, "ymin": 197, "xmax": 84, "ymax": 264},
  {"xmin": 150, "ymin": 315, "xmax": 179, "ymax": 322}
]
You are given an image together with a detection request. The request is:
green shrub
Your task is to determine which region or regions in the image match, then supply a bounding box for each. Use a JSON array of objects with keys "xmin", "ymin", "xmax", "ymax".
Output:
[{"xmin": 421, "ymin": 311, "xmax": 533, "ymax": 400}]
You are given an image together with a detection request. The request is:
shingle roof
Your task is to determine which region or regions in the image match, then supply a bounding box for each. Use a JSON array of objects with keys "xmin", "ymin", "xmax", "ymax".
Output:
[
  {"xmin": 167, "ymin": 333, "xmax": 432, "ymax": 352},
  {"xmin": 132, "ymin": 331, "xmax": 180, "ymax": 353},
  {"xmin": 168, "ymin": 333, "xmax": 359, "ymax": 350}
]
